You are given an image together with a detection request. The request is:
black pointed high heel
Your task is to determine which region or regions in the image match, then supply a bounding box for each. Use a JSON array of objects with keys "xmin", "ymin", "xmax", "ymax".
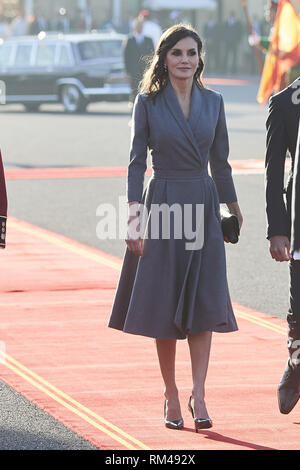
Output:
[
  {"xmin": 164, "ymin": 400, "xmax": 184, "ymax": 430},
  {"xmin": 188, "ymin": 395, "xmax": 213, "ymax": 432}
]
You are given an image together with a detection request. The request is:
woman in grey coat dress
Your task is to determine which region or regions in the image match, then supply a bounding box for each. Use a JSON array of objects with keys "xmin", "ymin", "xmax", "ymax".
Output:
[{"xmin": 108, "ymin": 24, "xmax": 243, "ymax": 431}]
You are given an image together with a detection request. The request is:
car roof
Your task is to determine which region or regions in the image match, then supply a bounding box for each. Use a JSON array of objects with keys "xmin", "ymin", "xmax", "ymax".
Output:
[{"xmin": 1, "ymin": 32, "xmax": 126, "ymax": 43}]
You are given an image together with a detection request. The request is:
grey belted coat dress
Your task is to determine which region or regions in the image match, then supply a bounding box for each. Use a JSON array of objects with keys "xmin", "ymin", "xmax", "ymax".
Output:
[{"xmin": 108, "ymin": 80, "xmax": 238, "ymax": 340}]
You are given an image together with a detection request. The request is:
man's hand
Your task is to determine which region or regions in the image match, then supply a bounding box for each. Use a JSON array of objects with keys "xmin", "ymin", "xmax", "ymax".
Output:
[
  {"xmin": 269, "ymin": 235, "xmax": 292, "ymax": 262},
  {"xmin": 125, "ymin": 215, "xmax": 144, "ymax": 257}
]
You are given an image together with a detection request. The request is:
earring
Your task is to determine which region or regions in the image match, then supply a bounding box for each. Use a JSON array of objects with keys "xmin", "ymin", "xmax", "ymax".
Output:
[{"xmin": 164, "ymin": 64, "xmax": 168, "ymax": 73}]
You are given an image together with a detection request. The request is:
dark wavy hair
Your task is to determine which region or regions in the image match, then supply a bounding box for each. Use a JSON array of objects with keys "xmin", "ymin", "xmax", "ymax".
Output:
[{"xmin": 139, "ymin": 24, "xmax": 205, "ymax": 98}]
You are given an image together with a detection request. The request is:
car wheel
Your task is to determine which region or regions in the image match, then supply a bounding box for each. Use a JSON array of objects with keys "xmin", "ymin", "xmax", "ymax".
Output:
[
  {"xmin": 24, "ymin": 103, "xmax": 40, "ymax": 112},
  {"xmin": 61, "ymin": 85, "xmax": 88, "ymax": 113}
]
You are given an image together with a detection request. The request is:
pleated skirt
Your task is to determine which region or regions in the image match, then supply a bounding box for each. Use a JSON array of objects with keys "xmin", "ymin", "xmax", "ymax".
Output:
[{"xmin": 108, "ymin": 168, "xmax": 238, "ymax": 339}]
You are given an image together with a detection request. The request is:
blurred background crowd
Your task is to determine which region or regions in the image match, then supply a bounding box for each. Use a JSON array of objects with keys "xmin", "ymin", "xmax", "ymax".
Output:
[{"xmin": 0, "ymin": 0, "xmax": 279, "ymax": 76}]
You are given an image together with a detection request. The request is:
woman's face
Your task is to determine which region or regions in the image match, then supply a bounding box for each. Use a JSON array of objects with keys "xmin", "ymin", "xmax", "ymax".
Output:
[{"xmin": 164, "ymin": 36, "xmax": 199, "ymax": 82}]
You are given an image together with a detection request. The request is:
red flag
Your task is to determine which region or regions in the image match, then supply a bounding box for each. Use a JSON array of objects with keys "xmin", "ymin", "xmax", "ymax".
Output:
[{"xmin": 257, "ymin": 0, "xmax": 300, "ymax": 104}]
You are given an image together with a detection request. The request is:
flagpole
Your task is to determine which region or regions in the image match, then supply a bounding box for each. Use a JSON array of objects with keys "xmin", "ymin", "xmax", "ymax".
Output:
[{"xmin": 241, "ymin": 0, "xmax": 264, "ymax": 73}]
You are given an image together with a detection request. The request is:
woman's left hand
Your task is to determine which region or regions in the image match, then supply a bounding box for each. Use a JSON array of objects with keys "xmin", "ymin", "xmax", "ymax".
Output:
[{"xmin": 226, "ymin": 202, "xmax": 243, "ymax": 228}]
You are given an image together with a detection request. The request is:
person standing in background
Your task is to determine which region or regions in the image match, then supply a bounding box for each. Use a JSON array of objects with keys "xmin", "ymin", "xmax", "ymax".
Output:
[
  {"xmin": 138, "ymin": 9, "xmax": 162, "ymax": 48},
  {"xmin": 10, "ymin": 9, "xmax": 29, "ymax": 36},
  {"xmin": 223, "ymin": 11, "xmax": 243, "ymax": 75},
  {"xmin": 123, "ymin": 17, "xmax": 154, "ymax": 104},
  {"xmin": 29, "ymin": 8, "xmax": 48, "ymax": 35}
]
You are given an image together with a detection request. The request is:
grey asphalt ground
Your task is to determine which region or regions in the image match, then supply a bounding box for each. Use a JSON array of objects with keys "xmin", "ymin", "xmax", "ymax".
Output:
[
  {"xmin": 0, "ymin": 380, "xmax": 97, "ymax": 450},
  {"xmin": 0, "ymin": 76, "xmax": 291, "ymax": 449}
]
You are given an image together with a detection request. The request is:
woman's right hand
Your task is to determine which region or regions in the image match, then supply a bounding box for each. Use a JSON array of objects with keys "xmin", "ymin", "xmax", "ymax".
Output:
[{"xmin": 125, "ymin": 214, "xmax": 144, "ymax": 257}]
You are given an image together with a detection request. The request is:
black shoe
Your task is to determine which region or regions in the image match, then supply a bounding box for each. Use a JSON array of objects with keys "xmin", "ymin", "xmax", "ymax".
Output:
[
  {"xmin": 278, "ymin": 358, "xmax": 300, "ymax": 414},
  {"xmin": 164, "ymin": 400, "xmax": 184, "ymax": 430},
  {"xmin": 188, "ymin": 395, "xmax": 213, "ymax": 432}
]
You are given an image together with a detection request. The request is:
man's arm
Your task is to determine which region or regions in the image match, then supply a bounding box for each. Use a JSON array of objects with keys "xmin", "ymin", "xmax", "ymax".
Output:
[
  {"xmin": 265, "ymin": 94, "xmax": 290, "ymax": 238},
  {"xmin": 265, "ymin": 94, "xmax": 291, "ymax": 261}
]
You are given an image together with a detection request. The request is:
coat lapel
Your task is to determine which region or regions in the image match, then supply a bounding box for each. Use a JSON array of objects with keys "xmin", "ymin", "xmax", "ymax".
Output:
[
  {"xmin": 163, "ymin": 80, "xmax": 201, "ymax": 158},
  {"xmin": 188, "ymin": 81, "xmax": 203, "ymax": 135}
]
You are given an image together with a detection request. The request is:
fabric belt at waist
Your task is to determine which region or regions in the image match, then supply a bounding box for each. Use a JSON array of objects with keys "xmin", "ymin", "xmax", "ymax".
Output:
[{"xmin": 152, "ymin": 168, "xmax": 209, "ymax": 180}]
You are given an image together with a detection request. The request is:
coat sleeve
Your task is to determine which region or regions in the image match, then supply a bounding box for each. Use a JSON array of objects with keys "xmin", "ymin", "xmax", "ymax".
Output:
[
  {"xmin": 127, "ymin": 94, "xmax": 149, "ymax": 203},
  {"xmin": 0, "ymin": 150, "xmax": 7, "ymax": 249},
  {"xmin": 265, "ymin": 95, "xmax": 290, "ymax": 239},
  {"xmin": 209, "ymin": 94, "xmax": 237, "ymax": 203}
]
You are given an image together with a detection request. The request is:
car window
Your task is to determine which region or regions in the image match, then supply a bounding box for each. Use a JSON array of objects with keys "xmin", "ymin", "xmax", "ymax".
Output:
[
  {"xmin": 101, "ymin": 41, "xmax": 122, "ymax": 58},
  {"xmin": 14, "ymin": 44, "xmax": 33, "ymax": 67},
  {"xmin": 78, "ymin": 40, "xmax": 122, "ymax": 60},
  {"xmin": 35, "ymin": 43, "xmax": 56, "ymax": 66},
  {"xmin": 0, "ymin": 43, "xmax": 13, "ymax": 66},
  {"xmin": 57, "ymin": 44, "xmax": 73, "ymax": 66}
]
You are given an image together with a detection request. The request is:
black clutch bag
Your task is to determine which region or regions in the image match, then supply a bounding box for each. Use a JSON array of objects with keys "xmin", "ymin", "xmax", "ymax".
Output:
[{"xmin": 220, "ymin": 209, "xmax": 240, "ymax": 244}]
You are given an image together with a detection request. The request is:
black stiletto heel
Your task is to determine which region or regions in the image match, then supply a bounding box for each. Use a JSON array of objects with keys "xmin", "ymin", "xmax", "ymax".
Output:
[
  {"xmin": 164, "ymin": 400, "xmax": 184, "ymax": 430},
  {"xmin": 188, "ymin": 395, "xmax": 213, "ymax": 433}
]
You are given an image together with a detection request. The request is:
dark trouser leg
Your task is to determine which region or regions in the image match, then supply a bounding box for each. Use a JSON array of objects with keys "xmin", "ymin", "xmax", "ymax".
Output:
[
  {"xmin": 278, "ymin": 260, "xmax": 300, "ymax": 414},
  {"xmin": 287, "ymin": 259, "xmax": 300, "ymax": 326}
]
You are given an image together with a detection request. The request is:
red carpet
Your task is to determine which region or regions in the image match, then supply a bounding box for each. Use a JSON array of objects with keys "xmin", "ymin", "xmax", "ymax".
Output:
[
  {"xmin": 0, "ymin": 217, "xmax": 299, "ymax": 450},
  {"xmin": 3, "ymin": 159, "xmax": 291, "ymax": 180}
]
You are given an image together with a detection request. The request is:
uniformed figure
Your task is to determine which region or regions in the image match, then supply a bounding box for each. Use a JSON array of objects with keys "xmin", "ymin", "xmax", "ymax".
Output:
[
  {"xmin": 0, "ymin": 150, "xmax": 7, "ymax": 249},
  {"xmin": 265, "ymin": 76, "xmax": 300, "ymax": 414}
]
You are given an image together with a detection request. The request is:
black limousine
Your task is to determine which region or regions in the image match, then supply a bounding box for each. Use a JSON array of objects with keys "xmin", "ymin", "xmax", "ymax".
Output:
[{"xmin": 0, "ymin": 32, "xmax": 131, "ymax": 112}]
